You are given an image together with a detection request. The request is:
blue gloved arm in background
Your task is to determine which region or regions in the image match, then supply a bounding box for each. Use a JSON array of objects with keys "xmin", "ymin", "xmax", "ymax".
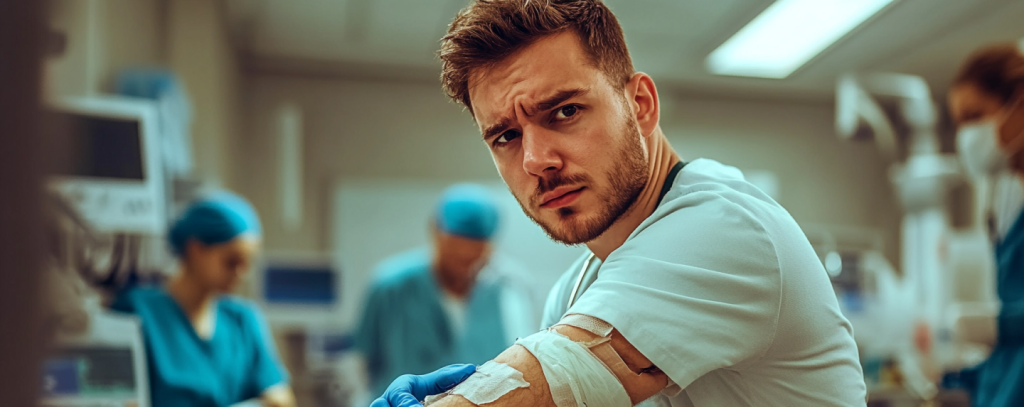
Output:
[
  {"xmin": 999, "ymin": 302, "xmax": 1024, "ymax": 346},
  {"xmin": 369, "ymin": 364, "xmax": 476, "ymax": 407}
]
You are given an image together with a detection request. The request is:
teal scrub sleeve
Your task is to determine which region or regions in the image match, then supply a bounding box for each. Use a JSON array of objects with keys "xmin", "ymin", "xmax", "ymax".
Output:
[
  {"xmin": 110, "ymin": 289, "xmax": 137, "ymax": 313},
  {"xmin": 247, "ymin": 304, "xmax": 290, "ymax": 395},
  {"xmin": 355, "ymin": 284, "xmax": 386, "ymax": 385},
  {"xmin": 998, "ymin": 302, "xmax": 1024, "ymax": 346}
]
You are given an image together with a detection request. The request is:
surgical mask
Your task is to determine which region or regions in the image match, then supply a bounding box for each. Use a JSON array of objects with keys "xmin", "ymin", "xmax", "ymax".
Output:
[
  {"xmin": 958, "ymin": 120, "xmax": 1008, "ymax": 177},
  {"xmin": 957, "ymin": 99, "xmax": 1024, "ymax": 177}
]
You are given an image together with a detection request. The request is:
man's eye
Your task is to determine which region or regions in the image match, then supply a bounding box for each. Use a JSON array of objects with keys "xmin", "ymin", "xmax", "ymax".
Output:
[
  {"xmin": 495, "ymin": 131, "xmax": 521, "ymax": 145},
  {"xmin": 555, "ymin": 105, "xmax": 578, "ymax": 120}
]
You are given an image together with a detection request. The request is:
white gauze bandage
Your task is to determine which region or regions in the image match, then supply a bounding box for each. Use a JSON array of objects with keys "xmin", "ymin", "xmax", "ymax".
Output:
[
  {"xmin": 427, "ymin": 314, "xmax": 642, "ymax": 407},
  {"xmin": 424, "ymin": 361, "xmax": 529, "ymax": 406},
  {"xmin": 516, "ymin": 327, "xmax": 631, "ymax": 407}
]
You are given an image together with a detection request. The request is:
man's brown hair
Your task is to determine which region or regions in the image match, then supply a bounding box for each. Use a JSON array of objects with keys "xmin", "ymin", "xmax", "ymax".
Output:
[
  {"xmin": 439, "ymin": 0, "xmax": 634, "ymax": 115},
  {"xmin": 954, "ymin": 43, "xmax": 1024, "ymax": 104}
]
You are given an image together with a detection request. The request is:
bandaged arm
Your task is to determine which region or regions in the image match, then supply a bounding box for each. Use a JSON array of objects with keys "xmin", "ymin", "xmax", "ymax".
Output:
[{"xmin": 427, "ymin": 316, "xmax": 668, "ymax": 407}]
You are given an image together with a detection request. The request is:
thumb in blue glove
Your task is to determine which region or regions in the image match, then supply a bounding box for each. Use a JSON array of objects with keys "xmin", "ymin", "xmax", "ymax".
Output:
[{"xmin": 370, "ymin": 363, "xmax": 477, "ymax": 407}]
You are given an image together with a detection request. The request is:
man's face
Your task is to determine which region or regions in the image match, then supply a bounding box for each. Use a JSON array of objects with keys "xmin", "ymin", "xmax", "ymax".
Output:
[
  {"xmin": 434, "ymin": 232, "xmax": 492, "ymax": 294},
  {"xmin": 468, "ymin": 32, "xmax": 648, "ymax": 244}
]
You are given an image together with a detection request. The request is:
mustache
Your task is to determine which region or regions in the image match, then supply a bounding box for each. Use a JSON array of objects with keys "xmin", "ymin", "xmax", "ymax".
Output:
[{"xmin": 536, "ymin": 172, "xmax": 589, "ymax": 196}]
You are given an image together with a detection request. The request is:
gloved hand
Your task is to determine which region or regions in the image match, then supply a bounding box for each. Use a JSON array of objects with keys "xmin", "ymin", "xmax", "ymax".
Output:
[{"xmin": 369, "ymin": 364, "xmax": 476, "ymax": 407}]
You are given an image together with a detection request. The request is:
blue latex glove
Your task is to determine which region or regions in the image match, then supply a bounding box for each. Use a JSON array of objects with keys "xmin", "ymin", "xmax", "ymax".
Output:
[{"xmin": 370, "ymin": 364, "xmax": 477, "ymax": 407}]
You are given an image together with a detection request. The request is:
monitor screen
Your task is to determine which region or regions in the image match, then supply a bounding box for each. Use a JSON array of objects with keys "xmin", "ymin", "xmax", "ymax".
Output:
[
  {"xmin": 49, "ymin": 111, "xmax": 145, "ymax": 181},
  {"xmin": 263, "ymin": 265, "xmax": 337, "ymax": 305},
  {"xmin": 43, "ymin": 347, "xmax": 136, "ymax": 397}
]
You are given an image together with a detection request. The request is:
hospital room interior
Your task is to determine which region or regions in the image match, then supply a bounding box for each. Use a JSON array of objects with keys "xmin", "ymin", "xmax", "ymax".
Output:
[{"xmin": 5, "ymin": 0, "xmax": 1024, "ymax": 406}]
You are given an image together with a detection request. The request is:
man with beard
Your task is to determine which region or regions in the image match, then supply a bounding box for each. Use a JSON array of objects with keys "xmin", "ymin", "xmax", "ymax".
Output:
[
  {"xmin": 372, "ymin": 1, "xmax": 867, "ymax": 406},
  {"xmin": 355, "ymin": 184, "xmax": 535, "ymax": 399}
]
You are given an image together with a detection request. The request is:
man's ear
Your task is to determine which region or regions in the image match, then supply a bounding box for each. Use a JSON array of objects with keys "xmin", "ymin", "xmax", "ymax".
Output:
[{"xmin": 624, "ymin": 72, "xmax": 660, "ymax": 138}]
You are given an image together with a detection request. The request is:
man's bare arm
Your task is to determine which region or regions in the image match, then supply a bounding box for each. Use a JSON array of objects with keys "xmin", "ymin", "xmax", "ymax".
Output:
[{"xmin": 431, "ymin": 325, "xmax": 668, "ymax": 406}]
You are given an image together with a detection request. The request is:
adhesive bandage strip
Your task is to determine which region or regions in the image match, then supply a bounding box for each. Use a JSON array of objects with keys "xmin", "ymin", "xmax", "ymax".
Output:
[
  {"xmin": 516, "ymin": 330, "xmax": 631, "ymax": 407},
  {"xmin": 557, "ymin": 314, "xmax": 673, "ymax": 397},
  {"xmin": 424, "ymin": 361, "xmax": 529, "ymax": 406},
  {"xmin": 560, "ymin": 313, "xmax": 614, "ymax": 337},
  {"xmin": 427, "ymin": 315, "xmax": 647, "ymax": 407}
]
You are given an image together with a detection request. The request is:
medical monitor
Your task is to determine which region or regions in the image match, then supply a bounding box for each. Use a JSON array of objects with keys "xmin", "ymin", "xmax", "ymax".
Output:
[
  {"xmin": 47, "ymin": 96, "xmax": 166, "ymax": 235},
  {"xmin": 42, "ymin": 310, "xmax": 150, "ymax": 407},
  {"xmin": 257, "ymin": 253, "xmax": 342, "ymax": 328}
]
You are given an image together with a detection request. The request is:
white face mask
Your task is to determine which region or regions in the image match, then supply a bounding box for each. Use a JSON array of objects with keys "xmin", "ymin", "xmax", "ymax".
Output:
[
  {"xmin": 956, "ymin": 98, "xmax": 1024, "ymax": 178},
  {"xmin": 957, "ymin": 120, "xmax": 1009, "ymax": 177}
]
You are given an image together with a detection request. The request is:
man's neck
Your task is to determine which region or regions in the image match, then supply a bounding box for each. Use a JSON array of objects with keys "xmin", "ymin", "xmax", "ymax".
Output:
[
  {"xmin": 431, "ymin": 257, "xmax": 473, "ymax": 299},
  {"xmin": 587, "ymin": 127, "xmax": 679, "ymax": 261}
]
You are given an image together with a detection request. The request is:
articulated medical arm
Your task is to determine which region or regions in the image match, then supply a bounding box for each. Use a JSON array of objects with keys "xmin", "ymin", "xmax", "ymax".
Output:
[{"xmin": 426, "ymin": 314, "xmax": 668, "ymax": 407}]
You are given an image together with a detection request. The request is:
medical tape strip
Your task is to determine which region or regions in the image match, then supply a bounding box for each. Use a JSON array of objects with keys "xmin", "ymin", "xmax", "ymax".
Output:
[
  {"xmin": 558, "ymin": 314, "xmax": 641, "ymax": 378},
  {"xmin": 559, "ymin": 313, "xmax": 679, "ymax": 397},
  {"xmin": 516, "ymin": 330, "xmax": 632, "ymax": 407},
  {"xmin": 423, "ymin": 361, "xmax": 529, "ymax": 406},
  {"xmin": 560, "ymin": 313, "xmax": 614, "ymax": 337}
]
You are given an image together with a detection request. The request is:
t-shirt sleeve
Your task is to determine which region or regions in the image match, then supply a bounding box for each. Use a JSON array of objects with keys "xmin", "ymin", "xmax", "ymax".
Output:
[
  {"xmin": 567, "ymin": 191, "xmax": 782, "ymax": 389},
  {"xmin": 539, "ymin": 261, "xmax": 584, "ymax": 330},
  {"xmin": 246, "ymin": 304, "xmax": 289, "ymax": 394}
]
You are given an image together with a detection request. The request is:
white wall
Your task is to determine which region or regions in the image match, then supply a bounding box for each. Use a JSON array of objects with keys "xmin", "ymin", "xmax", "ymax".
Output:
[
  {"xmin": 240, "ymin": 76, "xmax": 501, "ymax": 254},
  {"xmin": 659, "ymin": 95, "xmax": 902, "ymax": 259},
  {"xmin": 239, "ymin": 74, "xmax": 904, "ymax": 327}
]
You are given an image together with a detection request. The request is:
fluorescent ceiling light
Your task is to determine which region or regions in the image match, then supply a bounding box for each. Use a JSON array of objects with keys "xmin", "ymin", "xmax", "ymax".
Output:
[{"xmin": 706, "ymin": 0, "xmax": 895, "ymax": 79}]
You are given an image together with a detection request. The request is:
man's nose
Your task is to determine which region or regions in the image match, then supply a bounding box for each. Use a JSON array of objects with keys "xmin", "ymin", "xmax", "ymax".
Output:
[{"xmin": 521, "ymin": 127, "xmax": 563, "ymax": 176}]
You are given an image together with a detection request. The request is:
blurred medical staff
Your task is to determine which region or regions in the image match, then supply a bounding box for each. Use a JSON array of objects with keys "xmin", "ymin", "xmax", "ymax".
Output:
[
  {"xmin": 354, "ymin": 184, "xmax": 534, "ymax": 397},
  {"xmin": 949, "ymin": 43, "xmax": 1024, "ymax": 407},
  {"xmin": 112, "ymin": 192, "xmax": 295, "ymax": 407}
]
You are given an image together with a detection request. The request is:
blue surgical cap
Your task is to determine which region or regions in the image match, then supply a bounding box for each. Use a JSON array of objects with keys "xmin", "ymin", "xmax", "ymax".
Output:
[
  {"xmin": 436, "ymin": 184, "xmax": 500, "ymax": 241},
  {"xmin": 168, "ymin": 192, "xmax": 262, "ymax": 256}
]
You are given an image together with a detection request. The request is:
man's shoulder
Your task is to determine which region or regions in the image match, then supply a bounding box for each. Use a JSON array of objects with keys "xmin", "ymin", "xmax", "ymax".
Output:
[
  {"xmin": 630, "ymin": 158, "xmax": 791, "ymax": 251},
  {"xmin": 660, "ymin": 159, "xmax": 781, "ymax": 215},
  {"xmin": 369, "ymin": 248, "xmax": 433, "ymax": 291}
]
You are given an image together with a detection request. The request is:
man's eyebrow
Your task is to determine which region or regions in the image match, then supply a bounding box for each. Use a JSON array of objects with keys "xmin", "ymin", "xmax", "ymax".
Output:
[
  {"xmin": 483, "ymin": 117, "xmax": 514, "ymax": 140},
  {"xmin": 528, "ymin": 88, "xmax": 589, "ymax": 115},
  {"xmin": 481, "ymin": 88, "xmax": 589, "ymax": 140}
]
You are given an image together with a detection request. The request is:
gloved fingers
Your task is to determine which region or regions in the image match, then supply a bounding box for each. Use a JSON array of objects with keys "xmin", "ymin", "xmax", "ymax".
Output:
[
  {"xmin": 389, "ymin": 391, "xmax": 424, "ymax": 407},
  {"xmin": 419, "ymin": 363, "xmax": 477, "ymax": 395},
  {"xmin": 369, "ymin": 396, "xmax": 391, "ymax": 407}
]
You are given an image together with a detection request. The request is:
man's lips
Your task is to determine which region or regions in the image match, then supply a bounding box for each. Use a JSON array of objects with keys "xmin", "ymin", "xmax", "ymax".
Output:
[{"xmin": 540, "ymin": 186, "xmax": 584, "ymax": 209}]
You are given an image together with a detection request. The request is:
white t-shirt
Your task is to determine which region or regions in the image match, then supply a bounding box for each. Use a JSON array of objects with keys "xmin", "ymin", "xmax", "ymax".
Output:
[{"xmin": 540, "ymin": 159, "xmax": 867, "ymax": 407}]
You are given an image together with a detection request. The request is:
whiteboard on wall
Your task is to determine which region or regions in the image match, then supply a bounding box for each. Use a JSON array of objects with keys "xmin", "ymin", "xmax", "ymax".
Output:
[{"xmin": 331, "ymin": 179, "xmax": 584, "ymax": 330}]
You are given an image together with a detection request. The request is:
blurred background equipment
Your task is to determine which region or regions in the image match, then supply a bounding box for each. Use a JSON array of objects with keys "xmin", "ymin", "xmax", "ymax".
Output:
[
  {"xmin": 833, "ymin": 72, "xmax": 998, "ymax": 404},
  {"xmin": 252, "ymin": 253, "xmax": 353, "ymax": 407},
  {"xmin": 40, "ymin": 309, "xmax": 150, "ymax": 407},
  {"xmin": 48, "ymin": 96, "xmax": 167, "ymax": 235}
]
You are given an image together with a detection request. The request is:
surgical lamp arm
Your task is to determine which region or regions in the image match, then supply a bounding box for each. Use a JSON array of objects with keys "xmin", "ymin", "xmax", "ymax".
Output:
[
  {"xmin": 423, "ymin": 325, "xmax": 667, "ymax": 407},
  {"xmin": 836, "ymin": 73, "xmax": 940, "ymax": 158},
  {"xmin": 999, "ymin": 302, "xmax": 1024, "ymax": 346}
]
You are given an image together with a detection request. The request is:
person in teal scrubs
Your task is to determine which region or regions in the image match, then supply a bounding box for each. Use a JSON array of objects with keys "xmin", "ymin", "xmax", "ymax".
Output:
[
  {"xmin": 112, "ymin": 192, "xmax": 295, "ymax": 407},
  {"xmin": 949, "ymin": 42, "xmax": 1024, "ymax": 407},
  {"xmin": 355, "ymin": 184, "xmax": 531, "ymax": 397}
]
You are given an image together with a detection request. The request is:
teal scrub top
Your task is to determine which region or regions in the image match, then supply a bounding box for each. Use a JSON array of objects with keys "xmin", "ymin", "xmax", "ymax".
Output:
[
  {"xmin": 972, "ymin": 209, "xmax": 1024, "ymax": 407},
  {"xmin": 111, "ymin": 288, "xmax": 288, "ymax": 407},
  {"xmin": 355, "ymin": 250, "xmax": 508, "ymax": 396}
]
